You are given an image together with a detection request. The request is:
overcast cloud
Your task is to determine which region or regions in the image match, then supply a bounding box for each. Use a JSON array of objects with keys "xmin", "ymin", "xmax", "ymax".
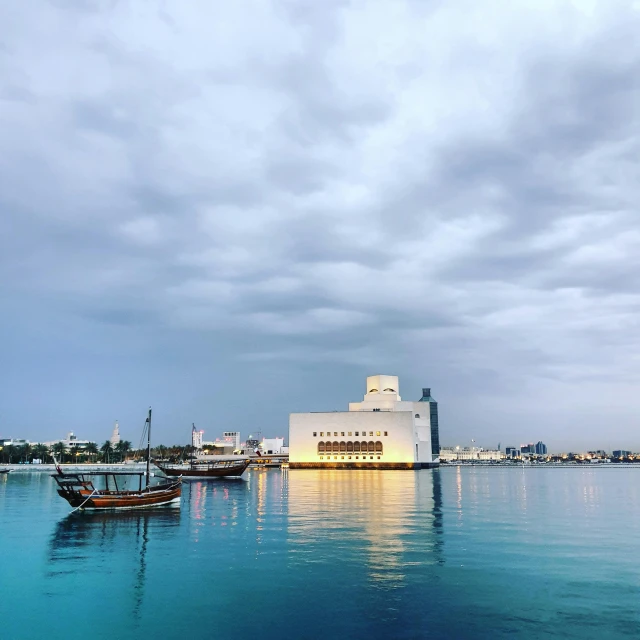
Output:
[{"xmin": 1, "ymin": 0, "xmax": 639, "ymax": 451}]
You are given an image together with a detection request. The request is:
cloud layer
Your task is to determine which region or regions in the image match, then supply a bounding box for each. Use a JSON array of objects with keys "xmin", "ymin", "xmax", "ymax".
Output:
[{"xmin": 1, "ymin": 0, "xmax": 639, "ymax": 450}]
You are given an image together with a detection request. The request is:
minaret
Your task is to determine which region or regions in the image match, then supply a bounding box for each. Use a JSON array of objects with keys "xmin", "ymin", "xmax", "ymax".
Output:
[{"xmin": 110, "ymin": 420, "xmax": 121, "ymax": 446}]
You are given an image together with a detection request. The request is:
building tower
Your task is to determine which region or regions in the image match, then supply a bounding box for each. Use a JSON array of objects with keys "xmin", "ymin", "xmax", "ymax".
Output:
[
  {"xmin": 418, "ymin": 388, "xmax": 440, "ymax": 458},
  {"xmin": 192, "ymin": 424, "xmax": 203, "ymax": 450},
  {"xmin": 110, "ymin": 420, "xmax": 121, "ymax": 446}
]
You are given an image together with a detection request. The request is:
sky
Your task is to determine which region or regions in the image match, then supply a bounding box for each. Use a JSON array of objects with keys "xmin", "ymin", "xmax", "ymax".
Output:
[{"xmin": 1, "ymin": 0, "xmax": 639, "ymax": 451}]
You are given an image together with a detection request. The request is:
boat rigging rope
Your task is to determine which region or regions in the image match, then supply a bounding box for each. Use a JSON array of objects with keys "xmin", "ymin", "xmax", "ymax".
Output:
[{"xmin": 69, "ymin": 487, "xmax": 100, "ymax": 514}]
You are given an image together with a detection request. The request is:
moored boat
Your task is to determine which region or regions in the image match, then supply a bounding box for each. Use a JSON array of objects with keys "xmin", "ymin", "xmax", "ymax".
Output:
[
  {"xmin": 157, "ymin": 458, "xmax": 250, "ymax": 479},
  {"xmin": 52, "ymin": 408, "xmax": 181, "ymax": 511}
]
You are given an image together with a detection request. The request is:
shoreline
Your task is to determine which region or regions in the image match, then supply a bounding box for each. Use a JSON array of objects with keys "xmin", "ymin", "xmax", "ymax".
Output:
[{"xmin": 0, "ymin": 463, "xmax": 149, "ymax": 473}]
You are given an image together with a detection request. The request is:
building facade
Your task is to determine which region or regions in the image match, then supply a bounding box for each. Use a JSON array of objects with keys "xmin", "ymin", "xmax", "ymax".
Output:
[
  {"xmin": 192, "ymin": 425, "xmax": 203, "ymax": 450},
  {"xmin": 289, "ymin": 375, "xmax": 439, "ymax": 469},
  {"xmin": 535, "ymin": 441, "xmax": 547, "ymax": 455},
  {"xmin": 44, "ymin": 432, "xmax": 92, "ymax": 451},
  {"xmin": 260, "ymin": 437, "xmax": 287, "ymax": 454},
  {"xmin": 223, "ymin": 431, "xmax": 241, "ymax": 451},
  {"xmin": 440, "ymin": 446, "xmax": 504, "ymax": 462}
]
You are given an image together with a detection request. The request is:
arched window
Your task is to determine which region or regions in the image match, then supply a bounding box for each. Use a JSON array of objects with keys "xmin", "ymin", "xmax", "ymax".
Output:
[
  {"xmin": 333, "ymin": 441, "xmax": 340, "ymax": 453},
  {"xmin": 354, "ymin": 441, "xmax": 361, "ymax": 452},
  {"xmin": 415, "ymin": 413, "xmax": 420, "ymax": 418},
  {"xmin": 361, "ymin": 441, "xmax": 368, "ymax": 452},
  {"xmin": 346, "ymin": 441, "xmax": 354, "ymax": 452},
  {"xmin": 375, "ymin": 441, "xmax": 383, "ymax": 453},
  {"xmin": 368, "ymin": 388, "xmax": 378, "ymax": 393},
  {"xmin": 325, "ymin": 441, "xmax": 332, "ymax": 452},
  {"xmin": 368, "ymin": 441, "xmax": 375, "ymax": 452},
  {"xmin": 383, "ymin": 388, "xmax": 396, "ymax": 392},
  {"xmin": 340, "ymin": 442, "xmax": 347, "ymax": 452},
  {"xmin": 318, "ymin": 442, "xmax": 325, "ymax": 454}
]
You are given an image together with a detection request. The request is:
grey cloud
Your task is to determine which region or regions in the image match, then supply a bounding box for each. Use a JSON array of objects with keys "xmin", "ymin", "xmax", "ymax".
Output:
[{"xmin": 1, "ymin": 0, "xmax": 640, "ymax": 450}]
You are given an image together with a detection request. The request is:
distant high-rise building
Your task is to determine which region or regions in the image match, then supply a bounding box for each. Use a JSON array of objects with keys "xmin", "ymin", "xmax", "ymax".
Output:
[
  {"xmin": 110, "ymin": 421, "xmax": 121, "ymax": 446},
  {"xmin": 613, "ymin": 450, "xmax": 631, "ymax": 458},
  {"xmin": 535, "ymin": 441, "xmax": 547, "ymax": 455},
  {"xmin": 192, "ymin": 424, "xmax": 203, "ymax": 449},
  {"xmin": 505, "ymin": 447, "xmax": 520, "ymax": 458}
]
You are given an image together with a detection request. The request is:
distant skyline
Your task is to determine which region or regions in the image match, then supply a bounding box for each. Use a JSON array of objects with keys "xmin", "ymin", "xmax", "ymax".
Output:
[{"xmin": 1, "ymin": 1, "xmax": 639, "ymax": 450}]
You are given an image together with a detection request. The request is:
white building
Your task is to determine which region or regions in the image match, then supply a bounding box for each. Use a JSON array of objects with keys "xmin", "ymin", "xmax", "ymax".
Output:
[
  {"xmin": 223, "ymin": 431, "xmax": 241, "ymax": 451},
  {"xmin": 110, "ymin": 420, "xmax": 121, "ymax": 446},
  {"xmin": 192, "ymin": 425, "xmax": 203, "ymax": 450},
  {"xmin": 259, "ymin": 437, "xmax": 288, "ymax": 455},
  {"xmin": 289, "ymin": 375, "xmax": 440, "ymax": 469},
  {"xmin": 0, "ymin": 438, "xmax": 30, "ymax": 447},
  {"xmin": 440, "ymin": 446, "xmax": 504, "ymax": 462},
  {"xmin": 44, "ymin": 432, "xmax": 93, "ymax": 451}
]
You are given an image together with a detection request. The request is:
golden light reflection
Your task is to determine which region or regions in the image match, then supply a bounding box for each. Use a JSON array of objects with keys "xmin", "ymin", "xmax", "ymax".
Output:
[
  {"xmin": 286, "ymin": 470, "xmax": 443, "ymax": 588},
  {"xmin": 254, "ymin": 468, "xmax": 267, "ymax": 551}
]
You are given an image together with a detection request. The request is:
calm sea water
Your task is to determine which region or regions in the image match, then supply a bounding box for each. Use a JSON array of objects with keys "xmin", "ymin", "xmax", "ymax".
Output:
[{"xmin": 1, "ymin": 467, "xmax": 640, "ymax": 639}]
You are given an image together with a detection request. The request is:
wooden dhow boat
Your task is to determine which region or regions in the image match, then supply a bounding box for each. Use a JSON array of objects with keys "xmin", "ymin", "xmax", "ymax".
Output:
[
  {"xmin": 52, "ymin": 408, "xmax": 181, "ymax": 511},
  {"xmin": 157, "ymin": 457, "xmax": 250, "ymax": 479}
]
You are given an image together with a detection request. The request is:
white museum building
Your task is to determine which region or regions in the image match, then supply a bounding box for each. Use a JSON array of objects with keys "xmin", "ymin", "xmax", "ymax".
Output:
[{"xmin": 289, "ymin": 375, "xmax": 440, "ymax": 469}]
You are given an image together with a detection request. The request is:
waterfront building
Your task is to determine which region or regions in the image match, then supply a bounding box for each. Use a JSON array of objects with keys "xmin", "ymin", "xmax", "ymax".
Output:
[
  {"xmin": 223, "ymin": 431, "xmax": 241, "ymax": 451},
  {"xmin": 289, "ymin": 375, "xmax": 439, "ymax": 469},
  {"xmin": 260, "ymin": 437, "xmax": 287, "ymax": 454},
  {"xmin": 110, "ymin": 420, "xmax": 121, "ymax": 446},
  {"xmin": 505, "ymin": 447, "xmax": 520, "ymax": 459},
  {"xmin": 440, "ymin": 446, "xmax": 504, "ymax": 462},
  {"xmin": 419, "ymin": 388, "xmax": 440, "ymax": 459},
  {"xmin": 0, "ymin": 438, "xmax": 30, "ymax": 447},
  {"xmin": 44, "ymin": 432, "xmax": 92, "ymax": 451},
  {"xmin": 613, "ymin": 450, "xmax": 631, "ymax": 458}
]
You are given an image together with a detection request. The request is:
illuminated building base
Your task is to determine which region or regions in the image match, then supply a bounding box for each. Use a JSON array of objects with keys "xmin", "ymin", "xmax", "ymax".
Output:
[{"xmin": 289, "ymin": 375, "xmax": 440, "ymax": 470}]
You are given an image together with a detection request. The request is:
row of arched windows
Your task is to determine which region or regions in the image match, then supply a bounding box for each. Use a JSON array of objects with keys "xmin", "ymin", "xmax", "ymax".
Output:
[{"xmin": 317, "ymin": 441, "xmax": 383, "ymax": 454}]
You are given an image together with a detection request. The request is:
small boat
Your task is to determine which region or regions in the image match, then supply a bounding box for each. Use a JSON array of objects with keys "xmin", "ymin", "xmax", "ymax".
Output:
[
  {"xmin": 0, "ymin": 469, "xmax": 12, "ymax": 474},
  {"xmin": 52, "ymin": 408, "xmax": 181, "ymax": 511},
  {"xmin": 157, "ymin": 458, "xmax": 250, "ymax": 479}
]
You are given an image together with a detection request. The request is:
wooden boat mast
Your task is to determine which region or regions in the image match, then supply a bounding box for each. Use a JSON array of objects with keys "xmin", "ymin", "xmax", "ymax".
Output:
[{"xmin": 146, "ymin": 407, "xmax": 152, "ymax": 489}]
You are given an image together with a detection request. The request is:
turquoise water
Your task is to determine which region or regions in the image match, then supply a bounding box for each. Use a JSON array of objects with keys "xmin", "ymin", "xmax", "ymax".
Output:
[{"xmin": 1, "ymin": 467, "xmax": 640, "ymax": 639}]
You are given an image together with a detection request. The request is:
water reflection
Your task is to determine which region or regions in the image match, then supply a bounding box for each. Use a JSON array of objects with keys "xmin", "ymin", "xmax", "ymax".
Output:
[
  {"xmin": 184, "ymin": 479, "xmax": 248, "ymax": 543},
  {"xmin": 287, "ymin": 469, "xmax": 443, "ymax": 588},
  {"xmin": 48, "ymin": 508, "xmax": 180, "ymax": 624}
]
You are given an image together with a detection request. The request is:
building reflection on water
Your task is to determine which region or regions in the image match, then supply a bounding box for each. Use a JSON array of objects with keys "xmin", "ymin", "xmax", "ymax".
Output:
[
  {"xmin": 184, "ymin": 479, "xmax": 246, "ymax": 543},
  {"xmin": 286, "ymin": 469, "xmax": 443, "ymax": 588}
]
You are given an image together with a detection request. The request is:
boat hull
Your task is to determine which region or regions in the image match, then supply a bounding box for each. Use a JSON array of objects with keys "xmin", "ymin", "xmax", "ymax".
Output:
[
  {"xmin": 58, "ymin": 492, "xmax": 180, "ymax": 511},
  {"xmin": 158, "ymin": 459, "xmax": 250, "ymax": 479},
  {"xmin": 57, "ymin": 484, "xmax": 182, "ymax": 510}
]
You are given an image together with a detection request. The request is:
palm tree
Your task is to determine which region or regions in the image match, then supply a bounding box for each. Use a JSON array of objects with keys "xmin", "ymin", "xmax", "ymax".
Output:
[
  {"xmin": 69, "ymin": 444, "xmax": 81, "ymax": 464},
  {"xmin": 100, "ymin": 440, "xmax": 113, "ymax": 463},
  {"xmin": 115, "ymin": 440, "xmax": 132, "ymax": 462},
  {"xmin": 22, "ymin": 443, "xmax": 32, "ymax": 464},
  {"xmin": 4, "ymin": 444, "xmax": 18, "ymax": 464},
  {"xmin": 32, "ymin": 444, "xmax": 50, "ymax": 464},
  {"xmin": 85, "ymin": 442, "xmax": 99, "ymax": 463},
  {"xmin": 52, "ymin": 442, "xmax": 67, "ymax": 464}
]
